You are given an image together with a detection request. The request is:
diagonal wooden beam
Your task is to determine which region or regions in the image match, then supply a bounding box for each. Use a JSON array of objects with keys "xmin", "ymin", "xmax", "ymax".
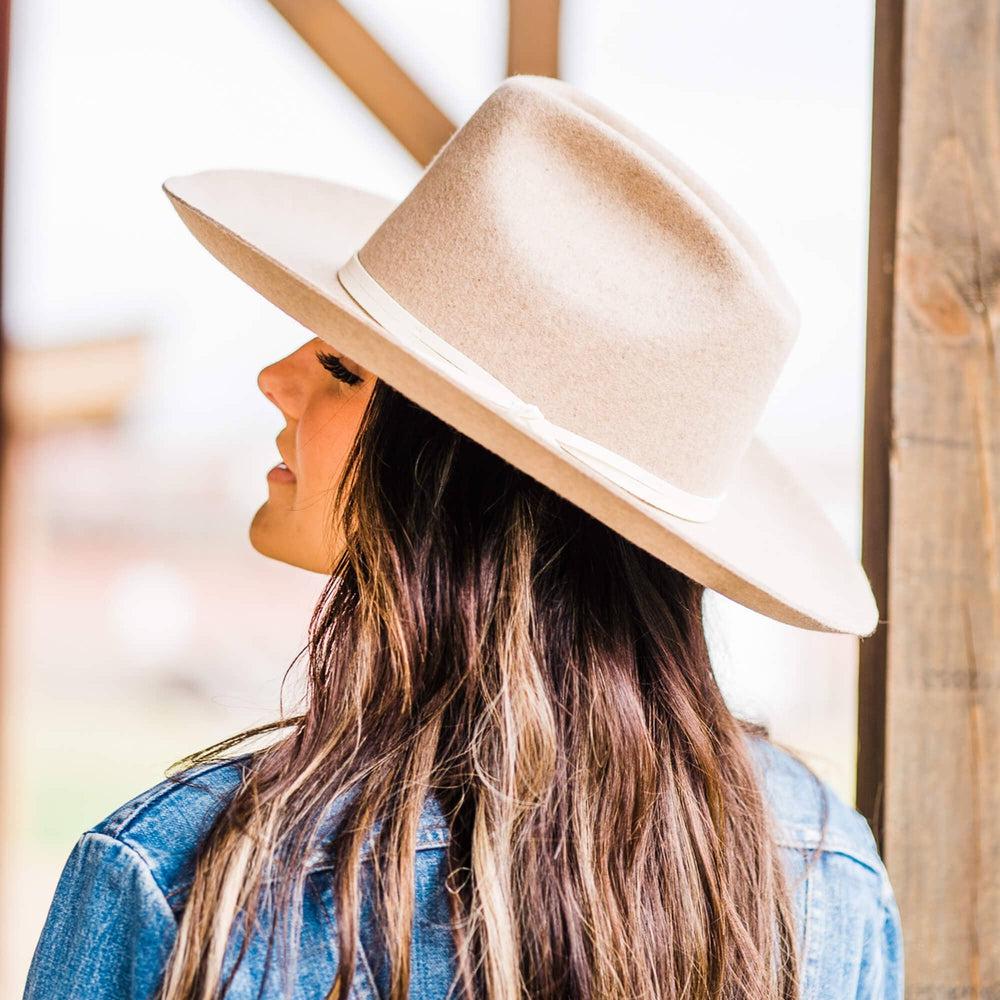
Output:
[
  {"xmin": 267, "ymin": 0, "xmax": 455, "ymax": 167},
  {"xmin": 507, "ymin": 0, "xmax": 560, "ymax": 78}
]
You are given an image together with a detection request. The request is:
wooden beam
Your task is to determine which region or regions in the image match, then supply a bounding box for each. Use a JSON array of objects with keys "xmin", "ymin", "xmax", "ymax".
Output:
[
  {"xmin": 857, "ymin": 0, "xmax": 904, "ymax": 852},
  {"xmin": 861, "ymin": 0, "xmax": 1000, "ymax": 989},
  {"xmin": 4, "ymin": 334, "xmax": 146, "ymax": 434},
  {"xmin": 507, "ymin": 0, "xmax": 560, "ymax": 78},
  {"xmin": 267, "ymin": 0, "xmax": 455, "ymax": 168}
]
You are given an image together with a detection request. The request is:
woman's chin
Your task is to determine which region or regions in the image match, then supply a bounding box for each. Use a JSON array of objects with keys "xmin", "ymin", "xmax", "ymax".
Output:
[
  {"xmin": 248, "ymin": 505, "xmax": 334, "ymax": 574},
  {"xmin": 248, "ymin": 503, "xmax": 291, "ymax": 563}
]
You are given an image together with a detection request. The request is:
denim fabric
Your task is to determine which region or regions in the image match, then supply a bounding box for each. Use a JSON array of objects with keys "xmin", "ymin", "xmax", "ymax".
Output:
[{"xmin": 23, "ymin": 736, "xmax": 903, "ymax": 998}]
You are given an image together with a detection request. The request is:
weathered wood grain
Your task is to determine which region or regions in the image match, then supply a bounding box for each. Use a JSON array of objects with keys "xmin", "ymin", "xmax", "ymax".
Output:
[{"xmin": 863, "ymin": 0, "xmax": 1000, "ymax": 991}]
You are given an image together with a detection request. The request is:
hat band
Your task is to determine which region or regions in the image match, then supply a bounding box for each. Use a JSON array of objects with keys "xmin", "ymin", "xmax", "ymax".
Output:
[{"xmin": 336, "ymin": 252, "xmax": 725, "ymax": 523}]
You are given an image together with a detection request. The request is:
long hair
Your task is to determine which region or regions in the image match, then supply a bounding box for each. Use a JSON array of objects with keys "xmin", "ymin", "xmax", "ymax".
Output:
[{"xmin": 156, "ymin": 377, "xmax": 801, "ymax": 1000}]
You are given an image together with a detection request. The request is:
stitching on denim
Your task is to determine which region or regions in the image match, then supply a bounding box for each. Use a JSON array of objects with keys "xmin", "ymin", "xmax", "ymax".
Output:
[
  {"xmin": 307, "ymin": 838, "xmax": 449, "ymax": 880},
  {"xmin": 78, "ymin": 830, "xmax": 178, "ymax": 927},
  {"xmin": 97, "ymin": 757, "xmax": 249, "ymax": 839},
  {"xmin": 800, "ymin": 846, "xmax": 820, "ymax": 996},
  {"xmin": 774, "ymin": 825, "xmax": 883, "ymax": 875},
  {"xmin": 355, "ymin": 930, "xmax": 384, "ymax": 1000}
]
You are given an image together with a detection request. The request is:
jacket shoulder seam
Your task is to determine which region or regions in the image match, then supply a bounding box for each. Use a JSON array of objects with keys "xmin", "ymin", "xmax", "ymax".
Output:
[
  {"xmin": 95, "ymin": 757, "xmax": 248, "ymax": 840},
  {"xmin": 774, "ymin": 830, "xmax": 885, "ymax": 878},
  {"xmin": 78, "ymin": 829, "xmax": 178, "ymax": 927}
]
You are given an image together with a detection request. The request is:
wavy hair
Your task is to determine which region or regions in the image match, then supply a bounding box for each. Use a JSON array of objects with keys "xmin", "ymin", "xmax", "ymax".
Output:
[{"xmin": 156, "ymin": 377, "xmax": 800, "ymax": 1000}]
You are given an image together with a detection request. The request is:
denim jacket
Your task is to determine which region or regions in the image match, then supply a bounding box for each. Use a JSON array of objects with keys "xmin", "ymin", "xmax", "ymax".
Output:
[{"xmin": 24, "ymin": 736, "xmax": 903, "ymax": 999}]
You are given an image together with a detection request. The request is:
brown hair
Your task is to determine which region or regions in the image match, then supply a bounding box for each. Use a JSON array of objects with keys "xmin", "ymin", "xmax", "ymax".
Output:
[{"xmin": 157, "ymin": 378, "xmax": 800, "ymax": 1000}]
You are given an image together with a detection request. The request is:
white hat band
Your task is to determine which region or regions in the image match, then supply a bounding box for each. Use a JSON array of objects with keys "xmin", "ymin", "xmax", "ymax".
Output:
[{"xmin": 336, "ymin": 252, "xmax": 725, "ymax": 524}]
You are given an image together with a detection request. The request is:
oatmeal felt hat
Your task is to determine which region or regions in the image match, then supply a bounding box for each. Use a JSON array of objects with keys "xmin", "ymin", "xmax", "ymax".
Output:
[{"xmin": 162, "ymin": 74, "xmax": 879, "ymax": 637}]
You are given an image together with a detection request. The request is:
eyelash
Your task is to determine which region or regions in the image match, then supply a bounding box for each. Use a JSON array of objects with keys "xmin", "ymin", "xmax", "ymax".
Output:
[{"xmin": 316, "ymin": 350, "xmax": 363, "ymax": 386}]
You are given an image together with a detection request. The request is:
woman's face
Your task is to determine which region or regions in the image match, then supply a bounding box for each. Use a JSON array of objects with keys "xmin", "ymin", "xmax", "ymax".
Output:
[{"xmin": 251, "ymin": 336, "xmax": 377, "ymax": 572}]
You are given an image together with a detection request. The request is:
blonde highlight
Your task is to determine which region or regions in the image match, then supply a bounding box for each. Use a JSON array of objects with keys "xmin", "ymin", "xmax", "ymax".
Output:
[{"xmin": 156, "ymin": 378, "xmax": 801, "ymax": 1000}]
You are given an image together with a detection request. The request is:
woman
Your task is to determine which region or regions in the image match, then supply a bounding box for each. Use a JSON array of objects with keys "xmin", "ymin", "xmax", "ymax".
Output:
[{"xmin": 24, "ymin": 75, "xmax": 902, "ymax": 999}]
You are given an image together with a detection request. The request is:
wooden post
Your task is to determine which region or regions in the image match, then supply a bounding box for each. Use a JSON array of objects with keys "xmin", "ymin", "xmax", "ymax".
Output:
[
  {"xmin": 857, "ymin": 0, "xmax": 904, "ymax": 854},
  {"xmin": 507, "ymin": 0, "xmax": 560, "ymax": 79},
  {"xmin": 860, "ymin": 0, "xmax": 1000, "ymax": 989}
]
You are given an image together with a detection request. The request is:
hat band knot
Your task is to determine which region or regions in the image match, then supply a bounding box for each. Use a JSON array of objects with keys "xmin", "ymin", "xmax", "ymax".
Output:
[{"xmin": 336, "ymin": 252, "xmax": 726, "ymax": 524}]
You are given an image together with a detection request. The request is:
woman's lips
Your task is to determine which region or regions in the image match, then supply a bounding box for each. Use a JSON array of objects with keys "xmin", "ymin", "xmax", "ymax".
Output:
[{"xmin": 267, "ymin": 462, "xmax": 297, "ymax": 484}]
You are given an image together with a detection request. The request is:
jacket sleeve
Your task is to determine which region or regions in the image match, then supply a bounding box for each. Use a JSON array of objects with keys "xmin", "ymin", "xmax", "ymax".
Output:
[
  {"xmin": 23, "ymin": 831, "xmax": 178, "ymax": 1000},
  {"xmin": 856, "ymin": 874, "xmax": 905, "ymax": 999}
]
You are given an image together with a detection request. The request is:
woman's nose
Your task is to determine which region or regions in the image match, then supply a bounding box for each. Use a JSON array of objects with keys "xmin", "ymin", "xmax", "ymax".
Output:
[
  {"xmin": 258, "ymin": 342, "xmax": 316, "ymax": 415},
  {"xmin": 257, "ymin": 362, "xmax": 287, "ymax": 409}
]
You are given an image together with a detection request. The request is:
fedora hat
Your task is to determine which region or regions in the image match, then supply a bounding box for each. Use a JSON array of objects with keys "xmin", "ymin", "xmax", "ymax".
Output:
[{"xmin": 162, "ymin": 74, "xmax": 879, "ymax": 637}]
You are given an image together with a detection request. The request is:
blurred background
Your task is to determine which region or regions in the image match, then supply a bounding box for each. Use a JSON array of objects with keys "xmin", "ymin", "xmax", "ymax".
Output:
[{"xmin": 0, "ymin": 0, "xmax": 876, "ymax": 991}]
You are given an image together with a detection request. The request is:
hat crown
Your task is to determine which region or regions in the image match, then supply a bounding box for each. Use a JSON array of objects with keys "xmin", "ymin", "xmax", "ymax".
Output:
[
  {"xmin": 355, "ymin": 75, "xmax": 800, "ymax": 499},
  {"xmin": 160, "ymin": 74, "xmax": 880, "ymax": 634}
]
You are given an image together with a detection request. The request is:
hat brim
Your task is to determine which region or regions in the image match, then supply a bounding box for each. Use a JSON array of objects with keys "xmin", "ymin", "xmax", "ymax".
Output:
[{"xmin": 162, "ymin": 169, "xmax": 879, "ymax": 637}]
